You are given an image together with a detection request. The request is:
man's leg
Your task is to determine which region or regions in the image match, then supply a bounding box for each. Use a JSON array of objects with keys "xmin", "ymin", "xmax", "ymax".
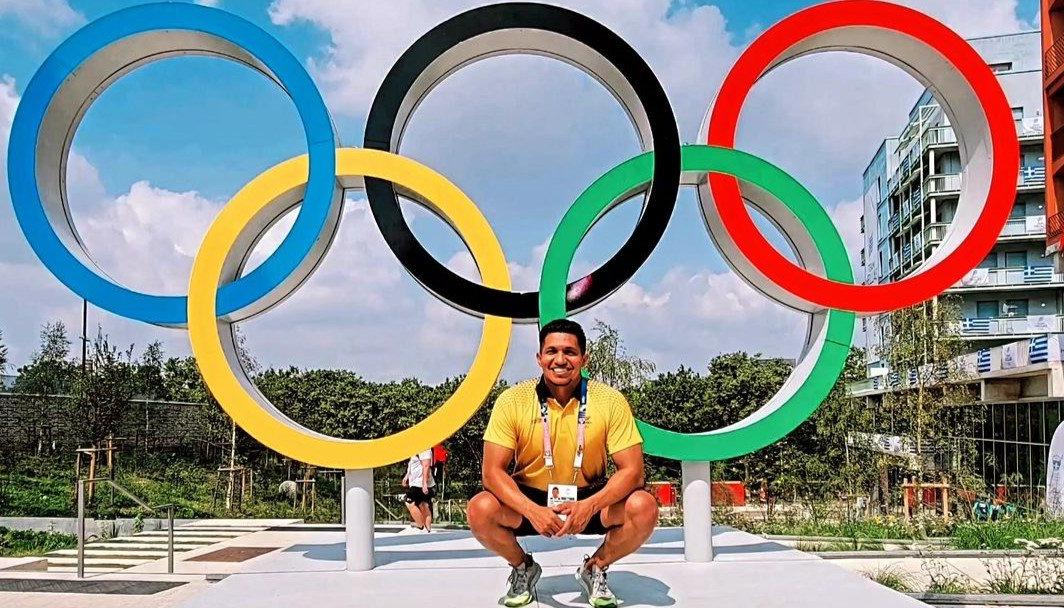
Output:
[
  {"xmin": 467, "ymin": 491, "xmax": 526, "ymax": 566},
  {"xmin": 419, "ymin": 501, "xmax": 433, "ymax": 532},
  {"xmin": 588, "ymin": 490, "xmax": 658, "ymax": 567}
]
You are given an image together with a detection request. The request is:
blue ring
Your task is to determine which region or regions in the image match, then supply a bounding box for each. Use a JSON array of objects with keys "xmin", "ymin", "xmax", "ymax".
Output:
[{"xmin": 7, "ymin": 2, "xmax": 336, "ymax": 325}]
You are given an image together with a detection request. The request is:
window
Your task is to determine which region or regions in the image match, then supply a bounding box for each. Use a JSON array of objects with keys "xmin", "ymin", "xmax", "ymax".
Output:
[
  {"xmin": 989, "ymin": 62, "xmax": 1013, "ymax": 73},
  {"xmin": 1010, "ymin": 199, "xmax": 1026, "ymax": 219},
  {"xmin": 1003, "ymin": 299, "xmax": 1029, "ymax": 317},
  {"xmin": 978, "ymin": 252, "xmax": 997, "ymax": 269},
  {"xmin": 1004, "ymin": 251, "xmax": 1027, "ymax": 268},
  {"xmin": 976, "ymin": 301, "xmax": 998, "ymax": 319},
  {"xmin": 1011, "ymin": 106, "xmax": 1023, "ymax": 119}
]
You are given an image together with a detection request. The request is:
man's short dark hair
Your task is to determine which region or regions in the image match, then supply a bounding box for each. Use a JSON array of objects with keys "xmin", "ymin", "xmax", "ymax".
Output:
[{"xmin": 538, "ymin": 319, "xmax": 586, "ymax": 353}]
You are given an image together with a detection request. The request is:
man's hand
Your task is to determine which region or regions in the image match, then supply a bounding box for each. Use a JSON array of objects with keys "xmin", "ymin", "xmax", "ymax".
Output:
[
  {"xmin": 421, "ymin": 484, "xmax": 429, "ymax": 494},
  {"xmin": 553, "ymin": 500, "xmax": 597, "ymax": 537},
  {"xmin": 526, "ymin": 505, "xmax": 565, "ymax": 537},
  {"xmin": 401, "ymin": 477, "xmax": 409, "ymax": 488}
]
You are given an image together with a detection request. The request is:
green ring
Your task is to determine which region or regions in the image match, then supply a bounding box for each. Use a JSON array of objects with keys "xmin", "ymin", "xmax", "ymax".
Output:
[{"xmin": 538, "ymin": 144, "xmax": 855, "ymax": 461}]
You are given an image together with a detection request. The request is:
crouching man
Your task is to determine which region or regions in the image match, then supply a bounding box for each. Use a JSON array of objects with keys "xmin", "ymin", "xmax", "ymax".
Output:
[{"xmin": 467, "ymin": 319, "xmax": 658, "ymax": 608}]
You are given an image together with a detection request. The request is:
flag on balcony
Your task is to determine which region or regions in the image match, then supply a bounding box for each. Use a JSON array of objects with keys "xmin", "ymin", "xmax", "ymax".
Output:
[
  {"xmin": 933, "ymin": 362, "xmax": 949, "ymax": 381},
  {"xmin": 977, "ymin": 348, "xmax": 991, "ymax": 373},
  {"xmin": 907, "ymin": 368, "xmax": 917, "ymax": 386},
  {"xmin": 963, "ymin": 318, "xmax": 991, "ymax": 335},
  {"xmin": 1030, "ymin": 334, "xmax": 1050, "ymax": 364},
  {"xmin": 888, "ymin": 371, "xmax": 900, "ymax": 388},
  {"xmin": 1024, "ymin": 266, "xmax": 1054, "ymax": 285},
  {"xmin": 1022, "ymin": 164, "xmax": 1046, "ymax": 185}
]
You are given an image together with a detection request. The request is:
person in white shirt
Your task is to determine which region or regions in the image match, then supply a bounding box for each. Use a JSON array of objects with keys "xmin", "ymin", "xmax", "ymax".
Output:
[{"xmin": 401, "ymin": 449, "xmax": 435, "ymax": 533}]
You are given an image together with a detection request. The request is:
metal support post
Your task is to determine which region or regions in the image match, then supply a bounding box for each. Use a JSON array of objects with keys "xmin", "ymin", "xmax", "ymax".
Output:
[
  {"xmin": 344, "ymin": 469, "xmax": 374, "ymax": 571},
  {"xmin": 167, "ymin": 505, "xmax": 175, "ymax": 574},
  {"xmin": 77, "ymin": 479, "xmax": 85, "ymax": 578},
  {"xmin": 682, "ymin": 461, "xmax": 713, "ymax": 562}
]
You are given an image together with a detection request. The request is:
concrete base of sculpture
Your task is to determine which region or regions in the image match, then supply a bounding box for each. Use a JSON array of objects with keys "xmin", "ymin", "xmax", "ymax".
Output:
[{"xmin": 177, "ymin": 526, "xmax": 922, "ymax": 608}]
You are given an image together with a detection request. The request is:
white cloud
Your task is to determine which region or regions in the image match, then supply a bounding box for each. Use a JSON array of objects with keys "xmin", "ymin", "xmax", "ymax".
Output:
[
  {"xmin": 0, "ymin": 0, "xmax": 83, "ymax": 37},
  {"xmin": 195, "ymin": 0, "xmax": 222, "ymax": 6}
]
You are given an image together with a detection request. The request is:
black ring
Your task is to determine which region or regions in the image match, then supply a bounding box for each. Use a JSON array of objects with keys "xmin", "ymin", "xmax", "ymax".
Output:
[{"xmin": 364, "ymin": 2, "xmax": 680, "ymax": 321}]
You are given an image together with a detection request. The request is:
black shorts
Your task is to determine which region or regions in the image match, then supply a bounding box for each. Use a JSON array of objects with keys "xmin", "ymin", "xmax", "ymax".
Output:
[
  {"xmin": 513, "ymin": 484, "xmax": 610, "ymax": 537},
  {"xmin": 404, "ymin": 486, "xmax": 434, "ymax": 506}
]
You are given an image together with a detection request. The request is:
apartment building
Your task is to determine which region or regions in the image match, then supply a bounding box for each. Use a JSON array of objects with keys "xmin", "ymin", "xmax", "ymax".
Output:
[
  {"xmin": 855, "ymin": 31, "xmax": 1060, "ymax": 497},
  {"xmin": 861, "ymin": 31, "xmax": 1050, "ymax": 363}
]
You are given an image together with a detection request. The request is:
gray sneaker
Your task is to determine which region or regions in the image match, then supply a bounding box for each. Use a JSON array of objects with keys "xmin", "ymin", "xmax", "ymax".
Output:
[
  {"xmin": 502, "ymin": 554, "xmax": 541, "ymax": 607},
  {"xmin": 576, "ymin": 556, "xmax": 617, "ymax": 608}
]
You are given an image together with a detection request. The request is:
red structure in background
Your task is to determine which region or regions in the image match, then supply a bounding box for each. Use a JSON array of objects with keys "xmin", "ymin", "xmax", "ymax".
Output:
[{"xmin": 1044, "ymin": 0, "xmax": 1064, "ymax": 263}]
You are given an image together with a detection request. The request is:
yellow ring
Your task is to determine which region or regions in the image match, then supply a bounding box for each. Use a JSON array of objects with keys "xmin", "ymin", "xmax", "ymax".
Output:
[{"xmin": 188, "ymin": 148, "xmax": 512, "ymax": 469}]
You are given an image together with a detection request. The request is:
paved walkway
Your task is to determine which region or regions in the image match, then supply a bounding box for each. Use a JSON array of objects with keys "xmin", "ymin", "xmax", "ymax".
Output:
[
  {"xmin": 0, "ymin": 525, "xmax": 924, "ymax": 607},
  {"xmin": 177, "ymin": 526, "xmax": 921, "ymax": 607}
]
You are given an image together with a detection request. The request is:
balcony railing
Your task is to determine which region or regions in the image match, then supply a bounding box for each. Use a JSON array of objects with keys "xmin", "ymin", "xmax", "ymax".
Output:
[
  {"xmin": 925, "ymin": 166, "xmax": 1044, "ymax": 197},
  {"xmin": 926, "ymin": 173, "xmax": 961, "ymax": 194},
  {"xmin": 1019, "ymin": 165, "xmax": 1046, "ymax": 188},
  {"xmin": 920, "ymin": 117, "xmax": 1043, "ymax": 149},
  {"xmin": 1001, "ymin": 215, "xmax": 1046, "ymax": 237},
  {"xmin": 1049, "ymin": 210, "xmax": 1064, "ymax": 244},
  {"xmin": 959, "ymin": 315, "xmax": 1064, "ymax": 337},
  {"xmin": 953, "ymin": 265, "xmax": 1061, "ymax": 289},
  {"xmin": 923, "ymin": 222, "xmax": 947, "ymax": 245},
  {"xmin": 888, "ymin": 214, "xmax": 900, "ymax": 233},
  {"xmin": 1046, "ymin": 35, "xmax": 1064, "ymax": 77}
]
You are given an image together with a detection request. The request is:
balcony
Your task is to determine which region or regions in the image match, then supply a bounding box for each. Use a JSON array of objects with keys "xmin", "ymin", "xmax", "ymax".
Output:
[
  {"xmin": 888, "ymin": 214, "xmax": 900, "ymax": 233},
  {"xmin": 924, "ymin": 166, "xmax": 1044, "ymax": 198},
  {"xmin": 1046, "ymin": 35, "xmax": 1064, "ymax": 79},
  {"xmin": 953, "ymin": 265, "xmax": 1061, "ymax": 289},
  {"xmin": 1049, "ymin": 210, "xmax": 1064, "ymax": 244},
  {"xmin": 1019, "ymin": 165, "xmax": 1046, "ymax": 188},
  {"xmin": 959, "ymin": 315, "xmax": 1064, "ymax": 337},
  {"xmin": 926, "ymin": 173, "xmax": 961, "ymax": 195},
  {"xmin": 1001, "ymin": 215, "xmax": 1046, "ymax": 237},
  {"xmin": 923, "ymin": 222, "xmax": 947, "ymax": 246},
  {"xmin": 920, "ymin": 117, "xmax": 1043, "ymax": 149}
]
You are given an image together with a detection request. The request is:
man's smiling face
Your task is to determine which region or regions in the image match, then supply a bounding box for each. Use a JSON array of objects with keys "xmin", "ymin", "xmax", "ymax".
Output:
[{"xmin": 537, "ymin": 332, "xmax": 588, "ymax": 392}]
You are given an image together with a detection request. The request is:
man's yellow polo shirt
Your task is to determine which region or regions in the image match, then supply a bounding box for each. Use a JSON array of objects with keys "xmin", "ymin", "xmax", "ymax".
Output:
[{"xmin": 483, "ymin": 378, "xmax": 642, "ymax": 491}]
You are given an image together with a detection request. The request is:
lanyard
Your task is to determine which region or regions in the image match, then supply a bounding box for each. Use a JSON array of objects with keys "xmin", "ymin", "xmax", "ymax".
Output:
[{"xmin": 538, "ymin": 378, "xmax": 587, "ymax": 480}]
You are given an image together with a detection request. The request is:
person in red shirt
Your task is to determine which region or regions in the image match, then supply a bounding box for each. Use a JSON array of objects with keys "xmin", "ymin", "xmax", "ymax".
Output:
[{"xmin": 432, "ymin": 443, "xmax": 448, "ymax": 486}]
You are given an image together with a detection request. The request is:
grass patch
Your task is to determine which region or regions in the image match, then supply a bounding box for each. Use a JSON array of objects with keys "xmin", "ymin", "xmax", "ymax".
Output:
[
  {"xmin": 0, "ymin": 454, "xmax": 346, "ymax": 522},
  {"xmin": 0, "ymin": 527, "xmax": 77, "ymax": 557},
  {"xmin": 862, "ymin": 566, "xmax": 913, "ymax": 592},
  {"xmin": 730, "ymin": 515, "xmax": 950, "ymax": 541},
  {"xmin": 951, "ymin": 519, "xmax": 1064, "ymax": 550}
]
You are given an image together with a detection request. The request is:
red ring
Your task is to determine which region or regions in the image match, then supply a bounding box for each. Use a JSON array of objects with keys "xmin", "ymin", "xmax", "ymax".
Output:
[{"xmin": 706, "ymin": 0, "xmax": 1018, "ymax": 313}]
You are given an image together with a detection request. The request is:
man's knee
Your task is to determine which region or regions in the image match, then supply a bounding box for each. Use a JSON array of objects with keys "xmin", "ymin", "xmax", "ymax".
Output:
[
  {"xmin": 466, "ymin": 491, "xmax": 501, "ymax": 531},
  {"xmin": 625, "ymin": 490, "xmax": 659, "ymax": 529}
]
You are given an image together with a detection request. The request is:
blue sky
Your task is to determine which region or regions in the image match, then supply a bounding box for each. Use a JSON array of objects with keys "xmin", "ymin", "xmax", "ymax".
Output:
[{"xmin": 0, "ymin": 0, "xmax": 1043, "ymax": 382}]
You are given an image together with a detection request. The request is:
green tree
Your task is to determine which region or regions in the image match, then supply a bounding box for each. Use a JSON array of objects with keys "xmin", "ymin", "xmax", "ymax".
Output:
[
  {"xmin": 878, "ymin": 297, "xmax": 973, "ymax": 480},
  {"xmin": 14, "ymin": 322, "xmax": 76, "ymax": 395},
  {"xmin": 68, "ymin": 329, "xmax": 138, "ymax": 445},
  {"xmin": 585, "ymin": 319, "xmax": 655, "ymax": 390},
  {"xmin": 135, "ymin": 341, "xmax": 167, "ymax": 399},
  {"xmin": 0, "ymin": 329, "xmax": 8, "ymax": 373}
]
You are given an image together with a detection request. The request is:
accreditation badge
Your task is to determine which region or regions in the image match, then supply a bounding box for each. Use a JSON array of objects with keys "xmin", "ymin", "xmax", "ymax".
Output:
[{"xmin": 547, "ymin": 483, "xmax": 578, "ymax": 520}]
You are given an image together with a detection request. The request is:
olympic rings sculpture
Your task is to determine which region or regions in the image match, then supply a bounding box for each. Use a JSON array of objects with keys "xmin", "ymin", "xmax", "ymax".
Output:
[{"xmin": 8, "ymin": 1, "xmax": 1017, "ymax": 468}]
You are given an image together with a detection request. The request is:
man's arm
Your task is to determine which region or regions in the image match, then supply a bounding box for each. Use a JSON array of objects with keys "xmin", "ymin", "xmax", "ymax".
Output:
[
  {"xmin": 555, "ymin": 444, "xmax": 645, "ymax": 536},
  {"xmin": 483, "ymin": 441, "xmax": 563, "ymax": 537},
  {"xmin": 420, "ymin": 456, "xmax": 432, "ymax": 491}
]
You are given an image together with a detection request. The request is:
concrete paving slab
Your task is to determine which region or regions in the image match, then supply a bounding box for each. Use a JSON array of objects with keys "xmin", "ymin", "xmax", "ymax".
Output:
[{"xmin": 176, "ymin": 527, "xmax": 922, "ymax": 608}]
